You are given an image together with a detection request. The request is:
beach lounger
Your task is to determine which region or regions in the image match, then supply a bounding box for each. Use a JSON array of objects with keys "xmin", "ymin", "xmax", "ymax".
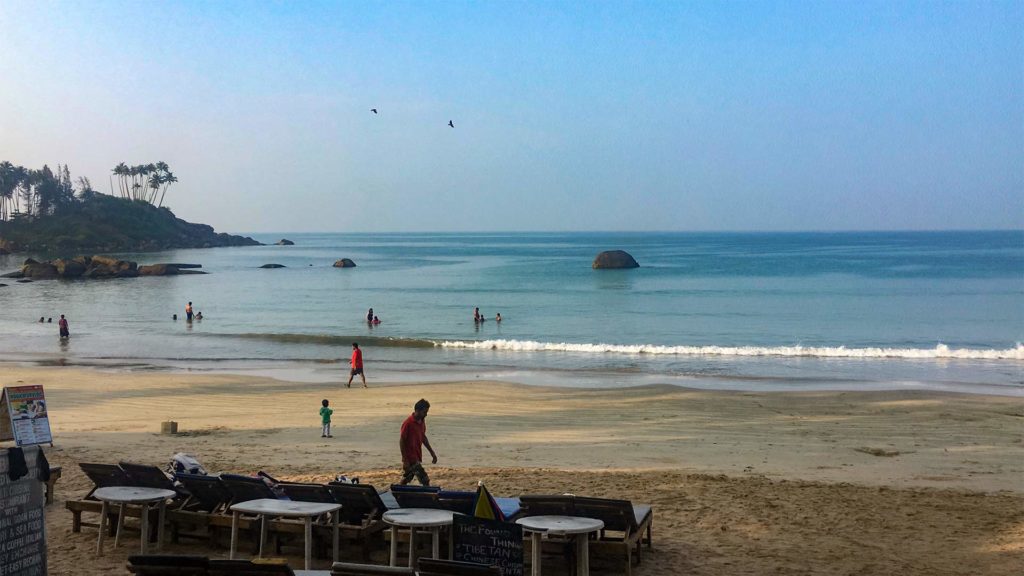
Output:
[
  {"xmin": 278, "ymin": 482, "xmax": 336, "ymax": 504},
  {"xmin": 324, "ymin": 483, "xmax": 389, "ymax": 559},
  {"xmin": 175, "ymin": 474, "xmax": 233, "ymax": 513},
  {"xmin": 166, "ymin": 474, "xmax": 237, "ymax": 544},
  {"xmin": 330, "ymin": 563, "xmax": 413, "ymax": 576},
  {"xmin": 121, "ymin": 461, "xmax": 188, "ymax": 497},
  {"xmin": 207, "ymin": 559, "xmax": 297, "ymax": 576},
  {"xmin": 221, "ymin": 473, "xmax": 282, "ymax": 505},
  {"xmin": 388, "ymin": 484, "xmax": 441, "ymax": 509},
  {"xmin": 416, "ymin": 558, "xmax": 502, "ymax": 576},
  {"xmin": 436, "ymin": 490, "xmax": 522, "ymax": 520},
  {"xmin": 519, "ymin": 494, "xmax": 653, "ymax": 575},
  {"xmin": 127, "ymin": 554, "xmax": 209, "ymax": 576},
  {"xmin": 67, "ymin": 463, "xmax": 134, "ymax": 533}
]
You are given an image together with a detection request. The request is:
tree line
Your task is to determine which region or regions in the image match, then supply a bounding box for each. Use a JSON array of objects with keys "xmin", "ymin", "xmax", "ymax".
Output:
[{"xmin": 0, "ymin": 161, "xmax": 176, "ymax": 221}]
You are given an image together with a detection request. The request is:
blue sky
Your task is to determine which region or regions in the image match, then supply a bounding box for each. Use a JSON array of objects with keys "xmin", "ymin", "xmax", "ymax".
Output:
[{"xmin": 0, "ymin": 1, "xmax": 1020, "ymax": 232}]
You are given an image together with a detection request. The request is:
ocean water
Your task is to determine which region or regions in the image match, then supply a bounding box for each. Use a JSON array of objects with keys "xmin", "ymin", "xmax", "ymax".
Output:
[{"xmin": 0, "ymin": 231, "xmax": 1021, "ymax": 395}]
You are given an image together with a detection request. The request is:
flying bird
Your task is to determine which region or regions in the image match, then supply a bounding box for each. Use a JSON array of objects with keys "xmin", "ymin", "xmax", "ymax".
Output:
[
  {"xmin": 371, "ymin": 109, "xmax": 378, "ymax": 114},
  {"xmin": 448, "ymin": 120, "xmax": 454, "ymax": 128}
]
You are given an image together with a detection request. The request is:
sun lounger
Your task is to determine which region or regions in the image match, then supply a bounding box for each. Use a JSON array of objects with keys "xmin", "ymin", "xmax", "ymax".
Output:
[
  {"xmin": 127, "ymin": 554, "xmax": 209, "ymax": 576},
  {"xmin": 220, "ymin": 474, "xmax": 282, "ymax": 505},
  {"xmin": 416, "ymin": 558, "xmax": 502, "ymax": 576},
  {"xmin": 67, "ymin": 463, "xmax": 134, "ymax": 533},
  {"xmin": 175, "ymin": 474, "xmax": 232, "ymax": 513},
  {"xmin": 330, "ymin": 562, "xmax": 413, "ymax": 576},
  {"xmin": 519, "ymin": 494, "xmax": 653, "ymax": 575},
  {"xmin": 388, "ymin": 484, "xmax": 441, "ymax": 508},
  {"xmin": 278, "ymin": 483, "xmax": 336, "ymax": 504},
  {"xmin": 166, "ymin": 474, "xmax": 238, "ymax": 544},
  {"xmin": 324, "ymin": 483, "xmax": 389, "ymax": 559},
  {"xmin": 436, "ymin": 490, "xmax": 522, "ymax": 519},
  {"xmin": 207, "ymin": 559, "xmax": 297, "ymax": 576},
  {"xmin": 121, "ymin": 461, "xmax": 188, "ymax": 497}
]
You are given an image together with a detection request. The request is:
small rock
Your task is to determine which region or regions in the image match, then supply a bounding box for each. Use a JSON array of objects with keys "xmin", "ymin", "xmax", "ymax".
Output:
[
  {"xmin": 333, "ymin": 258, "xmax": 357, "ymax": 268},
  {"xmin": 592, "ymin": 250, "xmax": 639, "ymax": 269},
  {"xmin": 260, "ymin": 264, "xmax": 286, "ymax": 269},
  {"xmin": 276, "ymin": 239, "xmax": 295, "ymax": 246}
]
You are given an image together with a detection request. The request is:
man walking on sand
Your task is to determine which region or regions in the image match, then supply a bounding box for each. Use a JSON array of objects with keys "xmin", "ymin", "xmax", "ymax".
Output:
[
  {"xmin": 346, "ymin": 342, "xmax": 367, "ymax": 388},
  {"xmin": 399, "ymin": 398, "xmax": 437, "ymax": 485}
]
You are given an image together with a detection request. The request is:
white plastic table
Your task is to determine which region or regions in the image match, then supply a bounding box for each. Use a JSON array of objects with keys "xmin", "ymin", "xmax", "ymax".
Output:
[
  {"xmin": 93, "ymin": 486, "xmax": 176, "ymax": 556},
  {"xmin": 382, "ymin": 508, "xmax": 457, "ymax": 567},
  {"xmin": 516, "ymin": 515, "xmax": 604, "ymax": 576},
  {"xmin": 229, "ymin": 498, "xmax": 342, "ymax": 570}
]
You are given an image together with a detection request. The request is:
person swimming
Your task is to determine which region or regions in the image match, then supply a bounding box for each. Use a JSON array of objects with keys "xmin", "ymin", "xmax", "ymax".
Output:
[
  {"xmin": 496, "ymin": 313, "xmax": 502, "ymax": 322},
  {"xmin": 372, "ymin": 315, "xmax": 381, "ymax": 325}
]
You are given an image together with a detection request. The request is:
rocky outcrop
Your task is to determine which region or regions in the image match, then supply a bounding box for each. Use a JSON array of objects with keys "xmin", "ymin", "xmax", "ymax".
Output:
[
  {"xmin": 260, "ymin": 264, "xmax": 286, "ymax": 268},
  {"xmin": 1, "ymin": 256, "xmax": 205, "ymax": 280},
  {"xmin": 592, "ymin": 250, "xmax": 639, "ymax": 269},
  {"xmin": 333, "ymin": 258, "xmax": 356, "ymax": 268},
  {"xmin": 275, "ymin": 239, "xmax": 295, "ymax": 246}
]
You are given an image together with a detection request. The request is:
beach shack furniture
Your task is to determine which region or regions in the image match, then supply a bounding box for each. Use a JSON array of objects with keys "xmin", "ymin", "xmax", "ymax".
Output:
[
  {"xmin": 45, "ymin": 465, "xmax": 62, "ymax": 505},
  {"xmin": 417, "ymin": 558, "xmax": 502, "ymax": 576},
  {"xmin": 269, "ymin": 483, "xmax": 345, "ymax": 560},
  {"xmin": 166, "ymin": 474, "xmax": 237, "ymax": 544},
  {"xmin": 93, "ymin": 486, "xmax": 176, "ymax": 556},
  {"xmin": 121, "ymin": 462, "xmax": 188, "ymax": 496},
  {"xmin": 221, "ymin": 473, "xmax": 283, "ymax": 505},
  {"xmin": 279, "ymin": 482, "xmax": 337, "ymax": 504},
  {"xmin": 207, "ymin": 558, "xmax": 299, "ymax": 576},
  {"xmin": 67, "ymin": 463, "xmax": 134, "ymax": 534},
  {"xmin": 388, "ymin": 484, "xmax": 441, "ymax": 509},
  {"xmin": 127, "ymin": 554, "xmax": 209, "ymax": 576},
  {"xmin": 518, "ymin": 495, "xmax": 653, "ymax": 576},
  {"xmin": 330, "ymin": 562, "xmax": 413, "ymax": 576},
  {"xmin": 324, "ymin": 482, "xmax": 389, "ymax": 559}
]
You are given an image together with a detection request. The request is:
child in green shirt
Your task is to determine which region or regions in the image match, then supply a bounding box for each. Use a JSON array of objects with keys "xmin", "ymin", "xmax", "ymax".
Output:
[{"xmin": 320, "ymin": 399, "xmax": 333, "ymax": 438}]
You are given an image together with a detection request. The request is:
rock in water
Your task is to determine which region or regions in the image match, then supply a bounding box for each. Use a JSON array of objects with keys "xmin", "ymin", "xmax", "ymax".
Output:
[
  {"xmin": 333, "ymin": 258, "xmax": 357, "ymax": 268},
  {"xmin": 22, "ymin": 262, "xmax": 59, "ymax": 279},
  {"xmin": 54, "ymin": 258, "xmax": 86, "ymax": 278},
  {"xmin": 260, "ymin": 264, "xmax": 286, "ymax": 269},
  {"xmin": 276, "ymin": 239, "xmax": 295, "ymax": 245},
  {"xmin": 592, "ymin": 250, "xmax": 639, "ymax": 269}
]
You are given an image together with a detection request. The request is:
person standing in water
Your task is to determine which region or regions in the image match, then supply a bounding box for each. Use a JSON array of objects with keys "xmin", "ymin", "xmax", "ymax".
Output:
[
  {"xmin": 58, "ymin": 314, "xmax": 70, "ymax": 339},
  {"xmin": 367, "ymin": 308, "xmax": 374, "ymax": 324},
  {"xmin": 346, "ymin": 342, "xmax": 367, "ymax": 388},
  {"xmin": 185, "ymin": 301, "xmax": 194, "ymax": 322}
]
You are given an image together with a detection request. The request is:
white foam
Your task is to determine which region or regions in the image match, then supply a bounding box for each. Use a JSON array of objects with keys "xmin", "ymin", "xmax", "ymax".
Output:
[{"xmin": 438, "ymin": 340, "xmax": 1024, "ymax": 361}]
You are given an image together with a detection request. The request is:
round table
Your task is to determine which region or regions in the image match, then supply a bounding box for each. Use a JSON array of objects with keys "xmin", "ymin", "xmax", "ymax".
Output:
[
  {"xmin": 383, "ymin": 508, "xmax": 458, "ymax": 567},
  {"xmin": 516, "ymin": 515, "xmax": 604, "ymax": 576},
  {"xmin": 229, "ymin": 498, "xmax": 342, "ymax": 570},
  {"xmin": 93, "ymin": 486, "xmax": 176, "ymax": 556}
]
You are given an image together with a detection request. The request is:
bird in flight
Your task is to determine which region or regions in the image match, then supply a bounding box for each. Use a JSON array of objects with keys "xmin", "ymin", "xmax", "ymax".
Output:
[
  {"xmin": 448, "ymin": 120, "xmax": 454, "ymax": 128},
  {"xmin": 371, "ymin": 108, "xmax": 378, "ymax": 114}
]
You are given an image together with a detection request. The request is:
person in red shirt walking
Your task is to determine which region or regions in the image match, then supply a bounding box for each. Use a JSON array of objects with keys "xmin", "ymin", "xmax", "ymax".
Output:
[
  {"xmin": 346, "ymin": 342, "xmax": 367, "ymax": 388},
  {"xmin": 399, "ymin": 398, "xmax": 438, "ymax": 485}
]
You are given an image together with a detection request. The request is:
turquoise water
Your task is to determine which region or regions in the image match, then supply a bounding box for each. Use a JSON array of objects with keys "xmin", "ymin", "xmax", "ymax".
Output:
[{"xmin": 0, "ymin": 231, "xmax": 1021, "ymax": 394}]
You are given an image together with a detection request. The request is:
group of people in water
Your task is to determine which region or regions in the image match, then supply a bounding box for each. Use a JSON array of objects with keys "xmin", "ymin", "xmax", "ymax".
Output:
[
  {"xmin": 40, "ymin": 314, "xmax": 70, "ymax": 339},
  {"xmin": 366, "ymin": 308, "xmax": 381, "ymax": 325},
  {"xmin": 473, "ymin": 307, "xmax": 501, "ymax": 323}
]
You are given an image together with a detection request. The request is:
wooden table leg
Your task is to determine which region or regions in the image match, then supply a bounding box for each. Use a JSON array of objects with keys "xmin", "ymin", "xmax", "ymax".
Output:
[
  {"xmin": 389, "ymin": 526, "xmax": 398, "ymax": 566},
  {"xmin": 407, "ymin": 526, "xmax": 417, "ymax": 567},
  {"xmin": 113, "ymin": 503, "xmax": 125, "ymax": 548},
  {"xmin": 531, "ymin": 532, "xmax": 542, "ymax": 576},
  {"xmin": 156, "ymin": 500, "xmax": 166, "ymax": 550},
  {"xmin": 304, "ymin": 516, "xmax": 313, "ymax": 570},
  {"xmin": 230, "ymin": 511, "xmax": 239, "ymax": 560},
  {"xmin": 140, "ymin": 503, "xmax": 149, "ymax": 554},
  {"xmin": 431, "ymin": 526, "xmax": 440, "ymax": 559},
  {"xmin": 96, "ymin": 501, "xmax": 108, "ymax": 556}
]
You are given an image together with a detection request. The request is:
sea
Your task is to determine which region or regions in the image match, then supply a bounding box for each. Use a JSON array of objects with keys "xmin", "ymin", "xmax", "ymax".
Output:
[{"xmin": 0, "ymin": 231, "xmax": 1021, "ymax": 396}]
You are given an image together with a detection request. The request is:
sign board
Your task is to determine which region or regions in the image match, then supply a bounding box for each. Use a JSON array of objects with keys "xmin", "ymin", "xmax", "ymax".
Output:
[
  {"xmin": 452, "ymin": 515, "xmax": 524, "ymax": 576},
  {"xmin": 0, "ymin": 386, "xmax": 52, "ymax": 447},
  {"xmin": 0, "ymin": 446, "xmax": 47, "ymax": 576}
]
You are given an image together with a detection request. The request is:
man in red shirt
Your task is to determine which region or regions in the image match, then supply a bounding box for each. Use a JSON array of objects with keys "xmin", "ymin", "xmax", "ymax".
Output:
[
  {"xmin": 399, "ymin": 399, "xmax": 438, "ymax": 485},
  {"xmin": 346, "ymin": 342, "xmax": 367, "ymax": 388}
]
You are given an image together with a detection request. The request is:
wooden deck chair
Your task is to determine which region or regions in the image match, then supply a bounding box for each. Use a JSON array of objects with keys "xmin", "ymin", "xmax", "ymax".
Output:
[
  {"xmin": 571, "ymin": 496, "xmax": 653, "ymax": 576},
  {"xmin": 436, "ymin": 491, "xmax": 475, "ymax": 515},
  {"xmin": 175, "ymin": 474, "xmax": 232, "ymax": 513},
  {"xmin": 121, "ymin": 462, "xmax": 187, "ymax": 497},
  {"xmin": 325, "ymin": 483, "xmax": 389, "ymax": 559},
  {"xmin": 417, "ymin": 558, "xmax": 502, "ymax": 576},
  {"xmin": 127, "ymin": 555, "xmax": 209, "ymax": 576},
  {"xmin": 166, "ymin": 474, "xmax": 236, "ymax": 544},
  {"xmin": 388, "ymin": 484, "xmax": 441, "ymax": 509},
  {"xmin": 67, "ymin": 463, "xmax": 133, "ymax": 534},
  {"xmin": 220, "ymin": 474, "xmax": 280, "ymax": 505},
  {"xmin": 278, "ymin": 482, "xmax": 336, "ymax": 504},
  {"xmin": 330, "ymin": 562, "xmax": 413, "ymax": 575}
]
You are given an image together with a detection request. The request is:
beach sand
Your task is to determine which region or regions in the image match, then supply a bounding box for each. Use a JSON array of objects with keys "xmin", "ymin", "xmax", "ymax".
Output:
[{"xmin": 7, "ymin": 366, "xmax": 1021, "ymax": 575}]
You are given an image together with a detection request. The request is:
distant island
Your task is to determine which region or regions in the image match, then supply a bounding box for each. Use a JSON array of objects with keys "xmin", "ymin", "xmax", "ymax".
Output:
[{"xmin": 0, "ymin": 161, "xmax": 261, "ymax": 254}]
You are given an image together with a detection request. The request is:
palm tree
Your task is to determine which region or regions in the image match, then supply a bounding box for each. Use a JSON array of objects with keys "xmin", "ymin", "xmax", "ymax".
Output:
[
  {"xmin": 0, "ymin": 161, "xmax": 16, "ymax": 220},
  {"xmin": 113, "ymin": 163, "xmax": 129, "ymax": 198},
  {"xmin": 157, "ymin": 170, "xmax": 177, "ymax": 207}
]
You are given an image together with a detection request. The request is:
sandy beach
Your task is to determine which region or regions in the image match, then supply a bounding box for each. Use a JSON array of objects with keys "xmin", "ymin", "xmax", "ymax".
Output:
[{"xmin": 10, "ymin": 365, "xmax": 1022, "ymax": 575}]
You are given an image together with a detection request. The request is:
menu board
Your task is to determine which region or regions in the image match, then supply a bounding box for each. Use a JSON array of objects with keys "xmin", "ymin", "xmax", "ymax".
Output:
[
  {"xmin": 452, "ymin": 515, "xmax": 524, "ymax": 576},
  {"xmin": 0, "ymin": 386, "xmax": 52, "ymax": 447},
  {"xmin": 0, "ymin": 447, "xmax": 47, "ymax": 576}
]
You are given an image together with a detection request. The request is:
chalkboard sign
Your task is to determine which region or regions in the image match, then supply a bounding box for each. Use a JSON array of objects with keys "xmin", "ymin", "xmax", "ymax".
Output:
[
  {"xmin": 0, "ymin": 447, "xmax": 47, "ymax": 576},
  {"xmin": 452, "ymin": 515, "xmax": 524, "ymax": 576}
]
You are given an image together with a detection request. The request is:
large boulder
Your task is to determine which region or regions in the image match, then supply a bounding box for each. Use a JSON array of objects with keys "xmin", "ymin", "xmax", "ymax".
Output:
[
  {"xmin": 260, "ymin": 264, "xmax": 286, "ymax": 269},
  {"xmin": 22, "ymin": 262, "xmax": 59, "ymax": 279},
  {"xmin": 333, "ymin": 258, "xmax": 356, "ymax": 268},
  {"xmin": 276, "ymin": 239, "xmax": 295, "ymax": 245},
  {"xmin": 53, "ymin": 258, "xmax": 86, "ymax": 278},
  {"xmin": 592, "ymin": 250, "xmax": 639, "ymax": 269}
]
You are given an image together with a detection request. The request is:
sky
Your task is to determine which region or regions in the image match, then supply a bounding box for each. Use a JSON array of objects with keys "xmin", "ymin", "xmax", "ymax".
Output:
[{"xmin": 0, "ymin": 1, "xmax": 1021, "ymax": 233}]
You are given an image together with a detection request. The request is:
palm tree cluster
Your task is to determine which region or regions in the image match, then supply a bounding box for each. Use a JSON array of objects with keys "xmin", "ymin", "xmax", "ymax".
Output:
[
  {"xmin": 111, "ymin": 161, "xmax": 177, "ymax": 207},
  {"xmin": 0, "ymin": 162, "xmax": 87, "ymax": 221}
]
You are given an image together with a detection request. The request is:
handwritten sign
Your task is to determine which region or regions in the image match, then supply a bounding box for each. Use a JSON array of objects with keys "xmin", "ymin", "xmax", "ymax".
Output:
[
  {"xmin": 453, "ymin": 515, "xmax": 523, "ymax": 576},
  {"xmin": 0, "ymin": 447, "xmax": 47, "ymax": 576},
  {"xmin": 0, "ymin": 386, "xmax": 52, "ymax": 447}
]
